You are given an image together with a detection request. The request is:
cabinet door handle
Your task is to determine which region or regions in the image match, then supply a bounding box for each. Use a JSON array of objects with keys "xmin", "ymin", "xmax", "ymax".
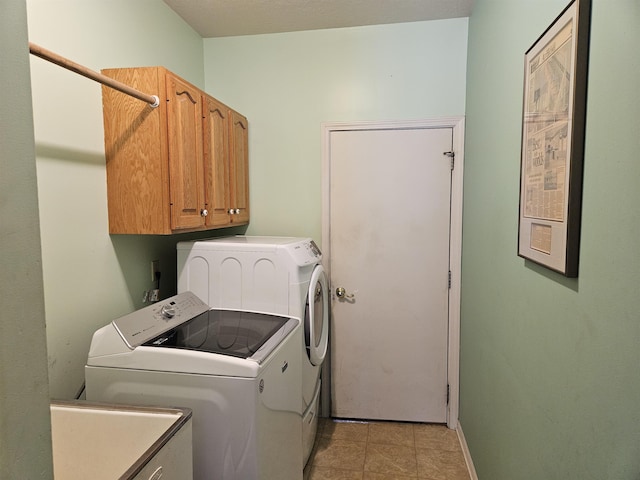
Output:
[
  {"xmin": 234, "ymin": 208, "xmax": 240, "ymax": 214},
  {"xmin": 228, "ymin": 208, "xmax": 234, "ymax": 215},
  {"xmin": 200, "ymin": 209, "xmax": 208, "ymax": 217}
]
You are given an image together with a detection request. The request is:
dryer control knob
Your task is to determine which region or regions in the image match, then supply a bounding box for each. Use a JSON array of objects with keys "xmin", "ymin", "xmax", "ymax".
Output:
[{"xmin": 160, "ymin": 304, "xmax": 176, "ymax": 319}]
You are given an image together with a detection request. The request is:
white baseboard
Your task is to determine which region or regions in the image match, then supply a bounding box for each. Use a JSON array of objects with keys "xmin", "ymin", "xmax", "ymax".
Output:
[{"xmin": 456, "ymin": 422, "xmax": 479, "ymax": 480}]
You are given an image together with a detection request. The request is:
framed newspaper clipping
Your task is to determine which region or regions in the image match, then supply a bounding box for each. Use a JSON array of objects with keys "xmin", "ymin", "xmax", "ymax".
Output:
[{"xmin": 518, "ymin": 0, "xmax": 591, "ymax": 277}]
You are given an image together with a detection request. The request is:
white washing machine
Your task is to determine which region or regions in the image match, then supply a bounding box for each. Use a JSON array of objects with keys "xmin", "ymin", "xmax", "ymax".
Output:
[
  {"xmin": 177, "ymin": 236, "xmax": 329, "ymax": 464},
  {"xmin": 85, "ymin": 291, "xmax": 303, "ymax": 480}
]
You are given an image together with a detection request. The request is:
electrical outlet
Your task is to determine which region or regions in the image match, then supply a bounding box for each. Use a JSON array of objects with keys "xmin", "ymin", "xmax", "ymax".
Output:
[
  {"xmin": 151, "ymin": 260, "xmax": 160, "ymax": 282},
  {"xmin": 149, "ymin": 289, "xmax": 159, "ymax": 302}
]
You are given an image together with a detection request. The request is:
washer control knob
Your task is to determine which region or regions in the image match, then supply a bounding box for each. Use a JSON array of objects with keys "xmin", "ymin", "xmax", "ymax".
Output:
[{"xmin": 160, "ymin": 304, "xmax": 176, "ymax": 319}]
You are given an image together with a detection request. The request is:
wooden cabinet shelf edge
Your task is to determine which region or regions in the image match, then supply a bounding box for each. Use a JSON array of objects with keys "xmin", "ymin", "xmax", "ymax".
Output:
[{"xmin": 101, "ymin": 66, "xmax": 249, "ymax": 235}]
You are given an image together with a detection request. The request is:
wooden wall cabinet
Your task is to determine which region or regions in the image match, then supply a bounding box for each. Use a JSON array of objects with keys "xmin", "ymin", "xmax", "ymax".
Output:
[
  {"xmin": 101, "ymin": 66, "xmax": 249, "ymax": 234},
  {"xmin": 202, "ymin": 96, "xmax": 249, "ymax": 228}
]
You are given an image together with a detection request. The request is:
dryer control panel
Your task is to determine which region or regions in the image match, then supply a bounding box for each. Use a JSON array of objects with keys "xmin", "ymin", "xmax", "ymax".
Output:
[
  {"xmin": 287, "ymin": 239, "xmax": 322, "ymax": 266},
  {"xmin": 112, "ymin": 291, "xmax": 209, "ymax": 349}
]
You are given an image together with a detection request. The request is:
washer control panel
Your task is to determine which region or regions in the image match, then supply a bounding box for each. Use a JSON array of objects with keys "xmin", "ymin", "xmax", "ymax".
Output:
[{"xmin": 112, "ymin": 291, "xmax": 209, "ymax": 349}]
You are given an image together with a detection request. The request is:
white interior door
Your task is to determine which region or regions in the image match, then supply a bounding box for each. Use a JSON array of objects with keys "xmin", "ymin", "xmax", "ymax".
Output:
[{"xmin": 328, "ymin": 126, "xmax": 453, "ymax": 422}]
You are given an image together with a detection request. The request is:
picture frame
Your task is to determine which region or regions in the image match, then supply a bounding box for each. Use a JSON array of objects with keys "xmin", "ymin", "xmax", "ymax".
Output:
[{"xmin": 518, "ymin": 0, "xmax": 591, "ymax": 277}]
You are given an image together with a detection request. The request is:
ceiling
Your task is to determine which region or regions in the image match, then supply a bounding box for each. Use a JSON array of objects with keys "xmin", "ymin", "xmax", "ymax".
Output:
[{"xmin": 163, "ymin": 0, "xmax": 474, "ymax": 38}]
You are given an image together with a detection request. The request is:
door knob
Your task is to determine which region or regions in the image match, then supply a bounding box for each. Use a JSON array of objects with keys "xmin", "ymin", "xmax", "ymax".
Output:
[{"xmin": 335, "ymin": 287, "xmax": 355, "ymax": 299}]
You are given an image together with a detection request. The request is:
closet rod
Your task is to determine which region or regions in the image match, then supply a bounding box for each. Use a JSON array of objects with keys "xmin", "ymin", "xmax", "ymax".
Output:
[{"xmin": 28, "ymin": 42, "xmax": 159, "ymax": 108}]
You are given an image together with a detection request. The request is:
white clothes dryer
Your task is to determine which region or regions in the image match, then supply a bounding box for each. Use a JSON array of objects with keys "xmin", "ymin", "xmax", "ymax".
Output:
[
  {"xmin": 177, "ymin": 236, "xmax": 329, "ymax": 464},
  {"xmin": 85, "ymin": 291, "xmax": 303, "ymax": 480}
]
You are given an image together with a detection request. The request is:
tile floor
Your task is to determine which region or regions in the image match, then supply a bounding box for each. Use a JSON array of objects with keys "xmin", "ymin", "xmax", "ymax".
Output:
[{"xmin": 304, "ymin": 418, "xmax": 471, "ymax": 480}]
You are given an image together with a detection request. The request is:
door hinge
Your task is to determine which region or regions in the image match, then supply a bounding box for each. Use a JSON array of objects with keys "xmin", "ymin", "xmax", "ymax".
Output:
[
  {"xmin": 446, "ymin": 384, "xmax": 450, "ymax": 404},
  {"xmin": 444, "ymin": 151, "xmax": 455, "ymax": 170},
  {"xmin": 448, "ymin": 270, "xmax": 452, "ymax": 289}
]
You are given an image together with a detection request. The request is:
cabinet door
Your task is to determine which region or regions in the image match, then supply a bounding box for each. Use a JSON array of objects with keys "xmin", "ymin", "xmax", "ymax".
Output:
[
  {"xmin": 102, "ymin": 67, "xmax": 171, "ymax": 234},
  {"xmin": 229, "ymin": 110, "xmax": 250, "ymax": 224},
  {"xmin": 166, "ymin": 73, "xmax": 205, "ymax": 230},
  {"xmin": 202, "ymin": 95, "xmax": 232, "ymax": 227}
]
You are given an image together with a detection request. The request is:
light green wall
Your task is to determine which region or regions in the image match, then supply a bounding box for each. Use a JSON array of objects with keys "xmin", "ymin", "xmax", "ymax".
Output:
[
  {"xmin": 461, "ymin": 1, "xmax": 640, "ymax": 479},
  {"xmin": 0, "ymin": 0, "xmax": 52, "ymax": 477},
  {"xmin": 203, "ymin": 19, "xmax": 468, "ymax": 243},
  {"xmin": 26, "ymin": 0, "xmax": 213, "ymax": 399}
]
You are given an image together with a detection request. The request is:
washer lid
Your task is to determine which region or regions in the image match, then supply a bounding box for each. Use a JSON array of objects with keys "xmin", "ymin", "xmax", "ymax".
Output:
[{"xmin": 143, "ymin": 309, "xmax": 292, "ymax": 362}]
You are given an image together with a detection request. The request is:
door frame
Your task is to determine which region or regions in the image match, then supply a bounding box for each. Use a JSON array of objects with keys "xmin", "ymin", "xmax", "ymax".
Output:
[{"xmin": 321, "ymin": 117, "xmax": 464, "ymax": 429}]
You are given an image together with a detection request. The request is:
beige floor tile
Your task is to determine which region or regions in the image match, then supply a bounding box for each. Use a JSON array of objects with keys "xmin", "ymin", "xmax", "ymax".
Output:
[
  {"xmin": 368, "ymin": 421, "xmax": 415, "ymax": 447},
  {"xmin": 321, "ymin": 420, "xmax": 370, "ymax": 442},
  {"xmin": 414, "ymin": 424, "xmax": 460, "ymax": 452},
  {"xmin": 364, "ymin": 443, "xmax": 418, "ymax": 477},
  {"xmin": 312, "ymin": 436, "xmax": 367, "ymax": 471},
  {"xmin": 363, "ymin": 472, "xmax": 418, "ymax": 480},
  {"xmin": 416, "ymin": 448, "xmax": 470, "ymax": 480},
  {"xmin": 309, "ymin": 419, "xmax": 471, "ymax": 480},
  {"xmin": 308, "ymin": 466, "xmax": 364, "ymax": 480}
]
